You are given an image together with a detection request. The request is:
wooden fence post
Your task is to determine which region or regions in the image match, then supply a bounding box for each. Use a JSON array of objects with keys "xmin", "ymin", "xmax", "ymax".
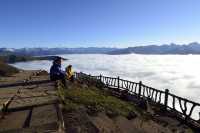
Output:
[
  {"xmin": 77, "ymin": 72, "xmax": 80, "ymax": 79},
  {"xmin": 199, "ymin": 112, "xmax": 200, "ymax": 122},
  {"xmin": 164, "ymin": 89, "xmax": 169, "ymax": 111},
  {"xmin": 89, "ymin": 74, "xmax": 91, "ymax": 84},
  {"xmin": 100, "ymin": 74, "xmax": 102, "ymax": 82},
  {"xmin": 79, "ymin": 72, "xmax": 81, "ymax": 78},
  {"xmin": 138, "ymin": 81, "xmax": 142, "ymax": 97},
  {"xmin": 117, "ymin": 76, "xmax": 120, "ymax": 89}
]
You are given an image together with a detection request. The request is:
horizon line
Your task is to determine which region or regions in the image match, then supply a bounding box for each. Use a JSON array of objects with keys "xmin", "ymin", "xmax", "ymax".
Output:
[{"xmin": 0, "ymin": 41, "xmax": 199, "ymax": 49}]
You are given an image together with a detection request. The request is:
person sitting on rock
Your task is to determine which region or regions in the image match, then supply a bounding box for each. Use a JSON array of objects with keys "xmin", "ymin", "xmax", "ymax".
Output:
[
  {"xmin": 50, "ymin": 57, "xmax": 66, "ymax": 84},
  {"xmin": 66, "ymin": 65, "xmax": 74, "ymax": 82}
]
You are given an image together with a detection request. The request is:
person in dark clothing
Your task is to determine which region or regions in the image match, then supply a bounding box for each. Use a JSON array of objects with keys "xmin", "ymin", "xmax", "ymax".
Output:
[{"xmin": 50, "ymin": 57, "xmax": 66, "ymax": 85}]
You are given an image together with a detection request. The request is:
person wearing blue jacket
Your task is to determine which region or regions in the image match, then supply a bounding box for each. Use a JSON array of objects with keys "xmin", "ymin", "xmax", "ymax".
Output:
[{"xmin": 50, "ymin": 57, "xmax": 66, "ymax": 85}]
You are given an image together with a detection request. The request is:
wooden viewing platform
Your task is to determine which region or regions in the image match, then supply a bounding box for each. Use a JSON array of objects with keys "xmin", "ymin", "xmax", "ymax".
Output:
[{"xmin": 0, "ymin": 71, "xmax": 64, "ymax": 133}]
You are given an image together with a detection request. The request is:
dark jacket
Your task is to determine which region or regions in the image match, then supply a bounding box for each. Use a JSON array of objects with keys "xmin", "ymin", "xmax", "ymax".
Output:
[{"xmin": 50, "ymin": 62, "xmax": 65, "ymax": 81}]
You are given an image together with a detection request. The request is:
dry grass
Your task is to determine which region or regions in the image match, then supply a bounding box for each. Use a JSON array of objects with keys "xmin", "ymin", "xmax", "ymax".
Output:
[{"xmin": 57, "ymin": 81, "xmax": 137, "ymax": 118}]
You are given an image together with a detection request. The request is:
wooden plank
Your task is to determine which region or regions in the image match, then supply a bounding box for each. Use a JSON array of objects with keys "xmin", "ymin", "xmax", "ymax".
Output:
[
  {"xmin": 0, "ymin": 110, "xmax": 29, "ymax": 132},
  {"xmin": 30, "ymin": 104, "xmax": 58, "ymax": 127},
  {"xmin": 1, "ymin": 122, "xmax": 58, "ymax": 133},
  {"xmin": 0, "ymin": 80, "xmax": 52, "ymax": 88},
  {"xmin": 7, "ymin": 100, "xmax": 58, "ymax": 112}
]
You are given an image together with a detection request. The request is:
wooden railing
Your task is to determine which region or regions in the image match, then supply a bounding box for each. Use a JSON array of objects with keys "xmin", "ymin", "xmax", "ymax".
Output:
[{"xmin": 74, "ymin": 72, "xmax": 200, "ymax": 127}]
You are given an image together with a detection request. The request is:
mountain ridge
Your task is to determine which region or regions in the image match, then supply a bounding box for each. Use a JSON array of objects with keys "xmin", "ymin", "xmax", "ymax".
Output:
[
  {"xmin": 108, "ymin": 42, "xmax": 200, "ymax": 55},
  {"xmin": 2, "ymin": 42, "xmax": 200, "ymax": 55},
  {"xmin": 0, "ymin": 47, "xmax": 119, "ymax": 56}
]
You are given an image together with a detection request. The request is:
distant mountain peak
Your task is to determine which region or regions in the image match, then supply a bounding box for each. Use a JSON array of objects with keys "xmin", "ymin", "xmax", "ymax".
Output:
[{"xmin": 188, "ymin": 42, "xmax": 200, "ymax": 46}]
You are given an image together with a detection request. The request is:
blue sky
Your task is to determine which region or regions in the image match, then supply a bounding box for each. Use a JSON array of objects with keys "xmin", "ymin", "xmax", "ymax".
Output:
[{"xmin": 0, "ymin": 0, "xmax": 200, "ymax": 48}]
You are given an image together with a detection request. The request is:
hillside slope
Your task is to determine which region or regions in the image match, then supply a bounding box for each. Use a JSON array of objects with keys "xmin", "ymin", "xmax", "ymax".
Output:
[
  {"xmin": 57, "ymin": 80, "xmax": 195, "ymax": 133},
  {"xmin": 0, "ymin": 61, "xmax": 19, "ymax": 76}
]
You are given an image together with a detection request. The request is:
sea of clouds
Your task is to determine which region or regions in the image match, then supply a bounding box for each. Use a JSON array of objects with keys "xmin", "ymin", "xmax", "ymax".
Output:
[{"xmin": 12, "ymin": 54, "xmax": 200, "ymax": 119}]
